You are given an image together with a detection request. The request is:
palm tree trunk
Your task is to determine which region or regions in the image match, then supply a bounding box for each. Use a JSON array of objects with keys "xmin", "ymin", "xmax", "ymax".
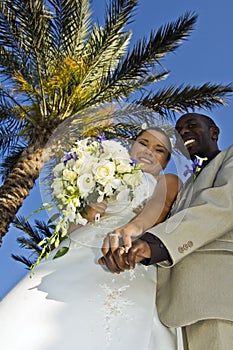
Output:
[{"xmin": 0, "ymin": 127, "xmax": 52, "ymax": 244}]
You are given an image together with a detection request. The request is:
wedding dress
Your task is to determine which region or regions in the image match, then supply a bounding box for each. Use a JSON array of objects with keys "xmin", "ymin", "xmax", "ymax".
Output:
[{"xmin": 0, "ymin": 173, "xmax": 183, "ymax": 350}]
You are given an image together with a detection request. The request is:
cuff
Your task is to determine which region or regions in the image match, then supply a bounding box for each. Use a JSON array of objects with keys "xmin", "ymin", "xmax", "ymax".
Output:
[{"xmin": 140, "ymin": 232, "xmax": 171, "ymax": 265}]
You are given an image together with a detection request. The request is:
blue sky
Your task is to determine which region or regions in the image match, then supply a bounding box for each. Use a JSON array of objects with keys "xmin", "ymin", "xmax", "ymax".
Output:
[{"xmin": 1, "ymin": 0, "xmax": 233, "ymax": 300}]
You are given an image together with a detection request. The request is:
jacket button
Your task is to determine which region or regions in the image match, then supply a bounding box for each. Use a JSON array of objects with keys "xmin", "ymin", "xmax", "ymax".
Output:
[
  {"xmin": 188, "ymin": 240, "xmax": 193, "ymax": 247},
  {"xmin": 178, "ymin": 246, "xmax": 184, "ymax": 253}
]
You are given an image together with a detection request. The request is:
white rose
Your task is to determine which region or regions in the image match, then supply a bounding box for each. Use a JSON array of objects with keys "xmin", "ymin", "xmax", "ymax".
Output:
[
  {"xmin": 77, "ymin": 173, "xmax": 95, "ymax": 196},
  {"xmin": 73, "ymin": 139, "xmax": 88, "ymax": 149},
  {"xmin": 70, "ymin": 145, "xmax": 89, "ymax": 161},
  {"xmin": 62, "ymin": 169, "xmax": 77, "ymax": 182},
  {"xmin": 76, "ymin": 149, "xmax": 89, "ymax": 160},
  {"xmin": 94, "ymin": 160, "xmax": 115, "ymax": 182}
]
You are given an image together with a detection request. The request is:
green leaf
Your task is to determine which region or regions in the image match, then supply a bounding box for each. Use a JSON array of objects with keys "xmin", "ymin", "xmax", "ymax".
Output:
[
  {"xmin": 48, "ymin": 213, "xmax": 61, "ymax": 224},
  {"xmin": 53, "ymin": 246, "xmax": 69, "ymax": 259}
]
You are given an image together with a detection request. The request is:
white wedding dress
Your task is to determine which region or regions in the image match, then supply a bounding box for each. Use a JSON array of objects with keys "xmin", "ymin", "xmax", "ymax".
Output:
[{"xmin": 0, "ymin": 173, "xmax": 183, "ymax": 350}]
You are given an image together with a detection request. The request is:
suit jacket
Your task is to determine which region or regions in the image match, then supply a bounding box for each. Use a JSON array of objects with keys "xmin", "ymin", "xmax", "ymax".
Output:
[{"xmin": 148, "ymin": 145, "xmax": 233, "ymax": 327}]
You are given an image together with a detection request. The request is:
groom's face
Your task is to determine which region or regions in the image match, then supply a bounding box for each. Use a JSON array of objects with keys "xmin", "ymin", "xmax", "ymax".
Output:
[
  {"xmin": 175, "ymin": 114, "xmax": 219, "ymax": 159},
  {"xmin": 130, "ymin": 129, "xmax": 170, "ymax": 176}
]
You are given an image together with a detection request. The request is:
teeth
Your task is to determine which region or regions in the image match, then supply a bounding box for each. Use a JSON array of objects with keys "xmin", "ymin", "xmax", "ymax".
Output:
[
  {"xmin": 140, "ymin": 157, "xmax": 151, "ymax": 164},
  {"xmin": 184, "ymin": 139, "xmax": 195, "ymax": 146}
]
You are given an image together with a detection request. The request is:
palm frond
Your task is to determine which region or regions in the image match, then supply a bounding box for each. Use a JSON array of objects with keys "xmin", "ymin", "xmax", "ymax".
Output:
[
  {"xmin": 0, "ymin": 91, "xmax": 29, "ymax": 154},
  {"xmin": 0, "ymin": 46, "xmax": 23, "ymax": 76},
  {"xmin": 13, "ymin": 215, "xmax": 53, "ymax": 242},
  {"xmin": 0, "ymin": 0, "xmax": 50, "ymax": 73},
  {"xmin": 86, "ymin": 12, "xmax": 197, "ymax": 105},
  {"xmin": 88, "ymin": 0, "xmax": 136, "ymax": 62},
  {"xmin": 16, "ymin": 236, "xmax": 42, "ymax": 253},
  {"xmin": 13, "ymin": 216, "xmax": 43, "ymax": 241},
  {"xmin": 151, "ymin": 11, "xmax": 197, "ymax": 58},
  {"xmin": 116, "ymin": 12, "xmax": 196, "ymax": 78},
  {"xmin": 34, "ymin": 219, "xmax": 54, "ymax": 239},
  {"xmin": 5, "ymin": 0, "xmax": 51, "ymax": 58},
  {"xmin": 67, "ymin": 0, "xmax": 137, "ymax": 111},
  {"xmin": 11, "ymin": 215, "xmax": 54, "ymax": 267},
  {"xmin": 0, "ymin": 121, "xmax": 25, "ymax": 154},
  {"xmin": 138, "ymin": 83, "xmax": 233, "ymax": 119},
  {"xmin": 0, "ymin": 0, "xmax": 57, "ymax": 118},
  {"xmin": 48, "ymin": 0, "xmax": 92, "ymax": 57},
  {"xmin": 11, "ymin": 254, "xmax": 34, "ymax": 269}
]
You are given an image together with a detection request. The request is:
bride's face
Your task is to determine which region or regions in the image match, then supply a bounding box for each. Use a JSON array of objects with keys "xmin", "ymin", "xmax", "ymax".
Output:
[{"xmin": 130, "ymin": 129, "xmax": 171, "ymax": 177}]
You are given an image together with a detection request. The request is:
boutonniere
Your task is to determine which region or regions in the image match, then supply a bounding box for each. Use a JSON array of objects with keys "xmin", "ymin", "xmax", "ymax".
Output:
[{"xmin": 192, "ymin": 155, "xmax": 208, "ymax": 180}]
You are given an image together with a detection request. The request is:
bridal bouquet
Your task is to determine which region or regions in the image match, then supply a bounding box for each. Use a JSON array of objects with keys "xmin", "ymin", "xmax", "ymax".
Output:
[
  {"xmin": 51, "ymin": 134, "xmax": 142, "ymax": 234},
  {"xmin": 32, "ymin": 134, "xmax": 142, "ymax": 271}
]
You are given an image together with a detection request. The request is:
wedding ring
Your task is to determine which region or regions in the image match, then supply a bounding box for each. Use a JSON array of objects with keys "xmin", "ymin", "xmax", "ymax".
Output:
[
  {"xmin": 95, "ymin": 213, "xmax": 101, "ymax": 222},
  {"xmin": 109, "ymin": 232, "xmax": 119, "ymax": 237},
  {"xmin": 119, "ymin": 246, "xmax": 126, "ymax": 254}
]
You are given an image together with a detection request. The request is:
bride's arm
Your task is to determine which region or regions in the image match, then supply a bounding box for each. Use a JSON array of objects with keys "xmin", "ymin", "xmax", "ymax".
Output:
[{"xmin": 102, "ymin": 174, "xmax": 181, "ymax": 253}]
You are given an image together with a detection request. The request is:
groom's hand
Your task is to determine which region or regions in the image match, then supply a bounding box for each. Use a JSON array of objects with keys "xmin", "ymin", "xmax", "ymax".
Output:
[{"xmin": 98, "ymin": 239, "xmax": 151, "ymax": 273}]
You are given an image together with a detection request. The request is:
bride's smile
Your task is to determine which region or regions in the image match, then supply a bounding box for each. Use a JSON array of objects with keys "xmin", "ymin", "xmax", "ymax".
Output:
[{"xmin": 130, "ymin": 128, "xmax": 171, "ymax": 177}]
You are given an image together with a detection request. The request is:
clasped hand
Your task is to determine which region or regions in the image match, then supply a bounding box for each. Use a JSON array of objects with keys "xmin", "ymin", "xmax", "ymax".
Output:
[{"xmin": 98, "ymin": 222, "xmax": 151, "ymax": 273}]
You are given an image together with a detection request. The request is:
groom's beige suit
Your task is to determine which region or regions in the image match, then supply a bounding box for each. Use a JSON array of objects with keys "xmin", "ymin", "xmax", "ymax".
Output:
[{"xmin": 148, "ymin": 145, "xmax": 233, "ymax": 333}]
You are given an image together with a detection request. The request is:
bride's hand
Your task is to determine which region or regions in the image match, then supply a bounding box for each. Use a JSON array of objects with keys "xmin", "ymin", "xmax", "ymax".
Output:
[
  {"xmin": 101, "ymin": 221, "xmax": 144, "ymax": 256},
  {"xmin": 81, "ymin": 201, "xmax": 107, "ymax": 222},
  {"xmin": 98, "ymin": 239, "xmax": 151, "ymax": 273}
]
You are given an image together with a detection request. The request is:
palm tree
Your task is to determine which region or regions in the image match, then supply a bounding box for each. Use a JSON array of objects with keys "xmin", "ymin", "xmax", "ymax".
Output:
[{"xmin": 0, "ymin": 0, "xmax": 232, "ymax": 245}]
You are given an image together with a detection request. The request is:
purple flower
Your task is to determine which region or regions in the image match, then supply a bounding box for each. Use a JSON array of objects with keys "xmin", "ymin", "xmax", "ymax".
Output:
[
  {"xmin": 192, "ymin": 156, "xmax": 208, "ymax": 179},
  {"xmin": 130, "ymin": 157, "xmax": 139, "ymax": 165},
  {"xmin": 64, "ymin": 151, "xmax": 79, "ymax": 164}
]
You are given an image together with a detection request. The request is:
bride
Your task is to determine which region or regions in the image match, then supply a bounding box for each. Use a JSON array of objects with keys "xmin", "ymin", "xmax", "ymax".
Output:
[{"xmin": 0, "ymin": 127, "xmax": 184, "ymax": 350}]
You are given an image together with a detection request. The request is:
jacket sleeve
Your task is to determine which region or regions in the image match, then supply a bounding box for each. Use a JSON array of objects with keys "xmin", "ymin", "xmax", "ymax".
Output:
[{"xmin": 147, "ymin": 146, "xmax": 233, "ymax": 266}]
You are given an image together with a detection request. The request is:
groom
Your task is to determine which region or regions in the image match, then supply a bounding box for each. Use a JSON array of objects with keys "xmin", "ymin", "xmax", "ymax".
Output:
[{"xmin": 100, "ymin": 112, "xmax": 233, "ymax": 349}]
